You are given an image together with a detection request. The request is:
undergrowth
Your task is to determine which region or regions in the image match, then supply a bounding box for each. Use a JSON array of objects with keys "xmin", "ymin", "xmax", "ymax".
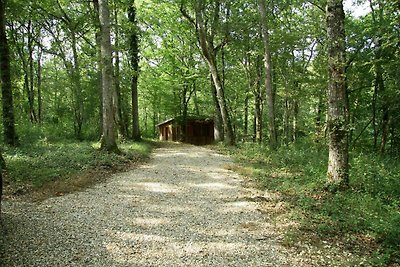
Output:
[
  {"xmin": 2, "ymin": 125, "xmax": 154, "ymax": 199},
  {"xmin": 220, "ymin": 140, "xmax": 400, "ymax": 266}
]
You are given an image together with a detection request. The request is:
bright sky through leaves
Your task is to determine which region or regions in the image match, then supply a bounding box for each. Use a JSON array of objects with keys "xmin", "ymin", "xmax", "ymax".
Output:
[{"xmin": 343, "ymin": 0, "xmax": 370, "ymax": 17}]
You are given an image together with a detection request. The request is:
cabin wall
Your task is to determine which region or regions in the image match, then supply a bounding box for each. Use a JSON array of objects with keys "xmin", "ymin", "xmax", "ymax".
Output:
[{"xmin": 158, "ymin": 119, "xmax": 214, "ymax": 145}]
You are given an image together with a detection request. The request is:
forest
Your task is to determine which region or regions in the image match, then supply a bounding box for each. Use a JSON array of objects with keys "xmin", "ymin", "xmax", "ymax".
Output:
[{"xmin": 0, "ymin": 0, "xmax": 399, "ymax": 265}]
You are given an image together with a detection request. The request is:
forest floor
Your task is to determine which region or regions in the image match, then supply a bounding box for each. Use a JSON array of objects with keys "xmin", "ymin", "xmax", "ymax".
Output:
[{"xmin": 1, "ymin": 143, "xmax": 366, "ymax": 266}]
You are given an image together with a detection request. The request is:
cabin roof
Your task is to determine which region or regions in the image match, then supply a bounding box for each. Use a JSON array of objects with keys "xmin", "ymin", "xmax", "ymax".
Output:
[
  {"xmin": 156, "ymin": 118, "xmax": 175, "ymax": 127},
  {"xmin": 157, "ymin": 116, "xmax": 213, "ymax": 127}
]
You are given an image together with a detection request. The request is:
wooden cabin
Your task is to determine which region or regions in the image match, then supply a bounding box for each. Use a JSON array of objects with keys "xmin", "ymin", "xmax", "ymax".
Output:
[{"xmin": 157, "ymin": 117, "xmax": 214, "ymax": 145}]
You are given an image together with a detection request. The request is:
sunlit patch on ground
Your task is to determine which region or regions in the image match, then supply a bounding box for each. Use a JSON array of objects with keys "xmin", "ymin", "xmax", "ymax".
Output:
[
  {"xmin": 132, "ymin": 182, "xmax": 182, "ymax": 193},
  {"xmin": 129, "ymin": 217, "xmax": 170, "ymax": 228},
  {"xmin": 187, "ymin": 182, "xmax": 236, "ymax": 190}
]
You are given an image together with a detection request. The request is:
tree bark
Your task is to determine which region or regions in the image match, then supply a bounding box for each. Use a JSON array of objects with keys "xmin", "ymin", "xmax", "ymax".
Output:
[
  {"xmin": 27, "ymin": 20, "xmax": 37, "ymax": 123},
  {"xmin": 92, "ymin": 0, "xmax": 103, "ymax": 138},
  {"xmin": 71, "ymin": 30, "xmax": 84, "ymax": 140},
  {"xmin": 195, "ymin": 1, "xmax": 234, "ymax": 145},
  {"xmin": 113, "ymin": 6, "xmax": 128, "ymax": 139},
  {"xmin": 99, "ymin": 0, "xmax": 118, "ymax": 152},
  {"xmin": 258, "ymin": 0, "xmax": 277, "ymax": 149},
  {"xmin": 210, "ymin": 75, "xmax": 224, "ymax": 142},
  {"xmin": 128, "ymin": 1, "xmax": 141, "ymax": 141},
  {"xmin": 0, "ymin": 0, "xmax": 17, "ymax": 146},
  {"xmin": 326, "ymin": 0, "xmax": 349, "ymax": 189}
]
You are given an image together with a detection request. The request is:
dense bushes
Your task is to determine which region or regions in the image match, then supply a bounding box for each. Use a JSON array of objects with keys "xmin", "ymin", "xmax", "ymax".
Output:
[{"xmin": 223, "ymin": 140, "xmax": 400, "ymax": 266}]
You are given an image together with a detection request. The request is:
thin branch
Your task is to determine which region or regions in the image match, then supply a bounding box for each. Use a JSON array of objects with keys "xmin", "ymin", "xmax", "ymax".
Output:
[{"xmin": 307, "ymin": 1, "xmax": 325, "ymax": 13}]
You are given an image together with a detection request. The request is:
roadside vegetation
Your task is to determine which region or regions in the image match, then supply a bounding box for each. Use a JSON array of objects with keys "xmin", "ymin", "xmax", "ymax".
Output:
[
  {"xmin": 219, "ymin": 140, "xmax": 400, "ymax": 266},
  {"xmin": 2, "ymin": 125, "xmax": 154, "ymax": 201}
]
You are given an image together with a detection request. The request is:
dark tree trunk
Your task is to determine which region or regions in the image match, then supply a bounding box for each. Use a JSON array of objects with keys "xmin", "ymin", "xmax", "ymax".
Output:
[
  {"xmin": 0, "ymin": 0, "xmax": 17, "ymax": 146},
  {"xmin": 128, "ymin": 1, "xmax": 141, "ymax": 141},
  {"xmin": 326, "ymin": 0, "xmax": 349, "ymax": 188},
  {"xmin": 92, "ymin": 0, "xmax": 103, "ymax": 138},
  {"xmin": 254, "ymin": 56, "xmax": 263, "ymax": 144},
  {"xmin": 283, "ymin": 97, "xmax": 290, "ymax": 145},
  {"xmin": 71, "ymin": 30, "xmax": 84, "ymax": 140},
  {"xmin": 27, "ymin": 20, "xmax": 37, "ymax": 123}
]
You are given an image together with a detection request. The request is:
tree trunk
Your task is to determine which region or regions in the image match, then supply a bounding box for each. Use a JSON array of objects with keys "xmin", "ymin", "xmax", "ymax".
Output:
[
  {"xmin": 99, "ymin": 0, "xmax": 118, "ymax": 152},
  {"xmin": 27, "ymin": 20, "xmax": 37, "ymax": 123},
  {"xmin": 258, "ymin": 0, "xmax": 277, "ymax": 149},
  {"xmin": 195, "ymin": 2, "xmax": 234, "ymax": 145},
  {"xmin": 113, "ymin": 5, "xmax": 128, "ymax": 139},
  {"xmin": 369, "ymin": 0, "xmax": 388, "ymax": 154},
  {"xmin": 283, "ymin": 97, "xmax": 290, "ymax": 145},
  {"xmin": 128, "ymin": 1, "xmax": 141, "ymax": 141},
  {"xmin": 0, "ymin": 0, "xmax": 17, "ymax": 146},
  {"xmin": 210, "ymin": 75, "xmax": 224, "ymax": 142},
  {"xmin": 326, "ymin": 0, "xmax": 349, "ymax": 189},
  {"xmin": 71, "ymin": 30, "xmax": 84, "ymax": 140},
  {"xmin": 92, "ymin": 0, "xmax": 103, "ymax": 138},
  {"xmin": 254, "ymin": 55, "xmax": 263, "ymax": 144}
]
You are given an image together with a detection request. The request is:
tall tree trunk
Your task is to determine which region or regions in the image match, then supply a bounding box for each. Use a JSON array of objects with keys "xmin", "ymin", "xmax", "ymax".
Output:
[
  {"xmin": 369, "ymin": 0, "xmax": 388, "ymax": 154},
  {"xmin": 326, "ymin": 0, "xmax": 349, "ymax": 188},
  {"xmin": 99, "ymin": 0, "xmax": 118, "ymax": 152},
  {"xmin": 195, "ymin": 1, "xmax": 234, "ymax": 145},
  {"xmin": 128, "ymin": 1, "xmax": 141, "ymax": 141},
  {"xmin": 113, "ymin": 6, "xmax": 128, "ymax": 139},
  {"xmin": 210, "ymin": 75, "xmax": 224, "ymax": 142},
  {"xmin": 71, "ymin": 31, "xmax": 84, "ymax": 140},
  {"xmin": 27, "ymin": 20, "xmax": 37, "ymax": 123},
  {"xmin": 92, "ymin": 0, "xmax": 103, "ymax": 138},
  {"xmin": 0, "ymin": 0, "xmax": 17, "ymax": 146},
  {"xmin": 283, "ymin": 97, "xmax": 290, "ymax": 145},
  {"xmin": 258, "ymin": 0, "xmax": 277, "ymax": 149},
  {"xmin": 254, "ymin": 55, "xmax": 263, "ymax": 144}
]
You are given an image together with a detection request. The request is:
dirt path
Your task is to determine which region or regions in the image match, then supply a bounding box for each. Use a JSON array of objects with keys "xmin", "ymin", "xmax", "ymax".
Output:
[{"xmin": 1, "ymin": 143, "xmax": 294, "ymax": 266}]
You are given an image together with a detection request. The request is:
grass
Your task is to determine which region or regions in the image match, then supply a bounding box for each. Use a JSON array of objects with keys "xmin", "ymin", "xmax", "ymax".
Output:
[
  {"xmin": 219, "ymin": 140, "xmax": 400, "ymax": 266},
  {"xmin": 2, "ymin": 137, "xmax": 155, "ymax": 201}
]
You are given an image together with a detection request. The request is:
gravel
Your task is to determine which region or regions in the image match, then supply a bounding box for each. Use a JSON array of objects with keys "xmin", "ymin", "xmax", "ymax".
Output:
[{"xmin": 1, "ymin": 144, "xmax": 312, "ymax": 266}]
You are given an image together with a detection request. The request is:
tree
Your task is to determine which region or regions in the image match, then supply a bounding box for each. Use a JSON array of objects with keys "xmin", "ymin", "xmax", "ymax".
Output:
[
  {"xmin": 0, "ymin": 0, "xmax": 18, "ymax": 146},
  {"xmin": 99, "ymin": 0, "xmax": 118, "ymax": 151},
  {"xmin": 128, "ymin": 0, "xmax": 141, "ymax": 141},
  {"xmin": 181, "ymin": 0, "xmax": 235, "ymax": 145},
  {"xmin": 326, "ymin": 0, "xmax": 349, "ymax": 188},
  {"xmin": 258, "ymin": 0, "xmax": 277, "ymax": 149}
]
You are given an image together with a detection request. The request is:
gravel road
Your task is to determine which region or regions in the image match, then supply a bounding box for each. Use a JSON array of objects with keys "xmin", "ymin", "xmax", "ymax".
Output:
[{"xmin": 0, "ymin": 143, "xmax": 295, "ymax": 266}]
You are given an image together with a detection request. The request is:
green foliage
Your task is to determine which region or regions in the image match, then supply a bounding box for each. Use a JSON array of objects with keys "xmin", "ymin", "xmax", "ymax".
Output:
[
  {"xmin": 224, "ymin": 139, "xmax": 400, "ymax": 265},
  {"xmin": 3, "ymin": 125, "xmax": 153, "ymax": 189}
]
